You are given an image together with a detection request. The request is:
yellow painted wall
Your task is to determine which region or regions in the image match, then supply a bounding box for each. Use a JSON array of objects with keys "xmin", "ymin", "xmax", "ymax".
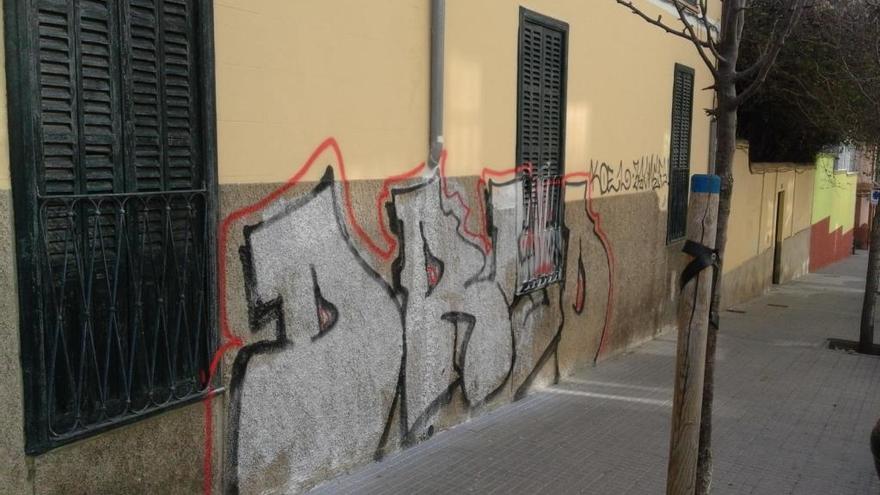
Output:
[
  {"xmin": 725, "ymin": 144, "xmax": 763, "ymax": 272},
  {"xmin": 215, "ymin": 0, "xmax": 430, "ymax": 184},
  {"xmin": 215, "ymin": 0, "xmax": 718, "ymax": 190},
  {"xmin": 444, "ymin": 0, "xmax": 717, "ymax": 198},
  {"xmin": 793, "ymin": 166, "xmax": 815, "ymax": 233},
  {"xmin": 811, "ymin": 154, "xmax": 857, "ymax": 233},
  {"xmin": 758, "ymin": 171, "xmax": 778, "ymax": 253},
  {"xmin": 724, "ymin": 142, "xmax": 815, "ymax": 273}
]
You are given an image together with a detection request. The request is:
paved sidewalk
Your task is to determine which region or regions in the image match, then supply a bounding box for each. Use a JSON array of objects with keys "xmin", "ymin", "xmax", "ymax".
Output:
[{"xmin": 310, "ymin": 253, "xmax": 880, "ymax": 494}]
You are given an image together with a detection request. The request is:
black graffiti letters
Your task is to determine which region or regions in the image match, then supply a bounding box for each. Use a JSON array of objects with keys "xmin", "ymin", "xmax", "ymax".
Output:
[{"xmin": 589, "ymin": 156, "xmax": 669, "ymax": 195}]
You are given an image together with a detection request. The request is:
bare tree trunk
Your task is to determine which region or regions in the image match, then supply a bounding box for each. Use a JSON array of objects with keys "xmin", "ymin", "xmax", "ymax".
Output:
[{"xmin": 860, "ymin": 205, "xmax": 880, "ymax": 353}]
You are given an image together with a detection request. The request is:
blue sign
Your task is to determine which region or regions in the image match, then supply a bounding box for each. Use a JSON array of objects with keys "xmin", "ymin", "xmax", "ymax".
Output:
[{"xmin": 872, "ymin": 189, "xmax": 880, "ymax": 206}]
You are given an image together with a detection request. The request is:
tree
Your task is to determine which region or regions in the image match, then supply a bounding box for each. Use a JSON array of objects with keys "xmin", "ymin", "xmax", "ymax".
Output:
[
  {"xmin": 738, "ymin": 0, "xmax": 880, "ymax": 354},
  {"xmin": 612, "ymin": 1, "xmax": 806, "ymax": 493},
  {"xmin": 832, "ymin": 1, "xmax": 880, "ymax": 355}
]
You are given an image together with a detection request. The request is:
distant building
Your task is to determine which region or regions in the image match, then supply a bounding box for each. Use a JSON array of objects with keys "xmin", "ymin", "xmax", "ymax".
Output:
[
  {"xmin": 722, "ymin": 142, "xmax": 816, "ymax": 308},
  {"xmin": 853, "ymin": 145, "xmax": 878, "ymax": 250},
  {"xmin": 810, "ymin": 147, "xmax": 858, "ymax": 270}
]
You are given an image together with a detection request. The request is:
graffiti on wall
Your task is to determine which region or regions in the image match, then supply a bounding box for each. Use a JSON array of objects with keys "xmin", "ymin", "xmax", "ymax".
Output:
[
  {"xmin": 589, "ymin": 155, "xmax": 669, "ymax": 195},
  {"xmin": 203, "ymin": 137, "xmax": 632, "ymax": 494}
]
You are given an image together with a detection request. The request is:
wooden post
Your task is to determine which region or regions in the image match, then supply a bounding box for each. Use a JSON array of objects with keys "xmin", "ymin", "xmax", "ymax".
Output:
[{"xmin": 667, "ymin": 174, "xmax": 720, "ymax": 495}]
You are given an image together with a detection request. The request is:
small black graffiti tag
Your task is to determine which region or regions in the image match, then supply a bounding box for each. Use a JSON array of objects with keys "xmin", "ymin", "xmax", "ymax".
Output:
[{"xmin": 589, "ymin": 155, "xmax": 669, "ymax": 195}]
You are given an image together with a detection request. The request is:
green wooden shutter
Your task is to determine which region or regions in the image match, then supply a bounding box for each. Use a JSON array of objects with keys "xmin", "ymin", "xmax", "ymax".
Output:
[
  {"xmin": 36, "ymin": 0, "xmax": 201, "ymax": 195},
  {"xmin": 516, "ymin": 9, "xmax": 568, "ymax": 294},
  {"xmin": 518, "ymin": 17, "xmax": 566, "ymax": 195},
  {"xmin": 36, "ymin": 0, "xmax": 124, "ymax": 280},
  {"xmin": 36, "ymin": 0, "xmax": 125, "ymax": 196},
  {"xmin": 538, "ymin": 27, "xmax": 564, "ymax": 178},
  {"xmin": 121, "ymin": 0, "xmax": 200, "ymax": 192},
  {"xmin": 667, "ymin": 64, "xmax": 694, "ymax": 243},
  {"xmin": 20, "ymin": 0, "xmax": 213, "ymax": 452}
]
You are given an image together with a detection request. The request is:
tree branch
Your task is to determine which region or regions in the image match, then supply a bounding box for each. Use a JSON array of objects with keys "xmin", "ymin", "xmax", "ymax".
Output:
[
  {"xmin": 614, "ymin": 0, "xmax": 719, "ymax": 78},
  {"xmin": 731, "ymin": 0, "xmax": 806, "ymax": 107},
  {"xmin": 670, "ymin": 0, "xmax": 720, "ymax": 73}
]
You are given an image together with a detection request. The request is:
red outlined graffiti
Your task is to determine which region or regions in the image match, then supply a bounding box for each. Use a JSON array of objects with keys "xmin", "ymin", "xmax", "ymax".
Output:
[
  {"xmin": 448, "ymin": 159, "xmax": 616, "ymax": 360},
  {"xmin": 204, "ymin": 137, "xmax": 423, "ymax": 495},
  {"xmin": 203, "ymin": 137, "xmax": 618, "ymax": 494}
]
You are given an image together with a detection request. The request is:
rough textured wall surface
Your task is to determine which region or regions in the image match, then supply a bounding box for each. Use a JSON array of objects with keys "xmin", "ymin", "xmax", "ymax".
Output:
[
  {"xmin": 31, "ymin": 402, "xmax": 216, "ymax": 495},
  {"xmin": 779, "ymin": 228, "xmax": 811, "ymax": 284},
  {"xmin": 721, "ymin": 248, "xmax": 774, "ymax": 309},
  {"xmin": 214, "ymin": 139, "xmax": 680, "ymax": 494},
  {"xmin": 0, "ymin": 190, "xmax": 26, "ymax": 494},
  {"xmin": 0, "ymin": 143, "xmax": 681, "ymax": 495},
  {"xmin": 719, "ymin": 228, "xmax": 811, "ymax": 310}
]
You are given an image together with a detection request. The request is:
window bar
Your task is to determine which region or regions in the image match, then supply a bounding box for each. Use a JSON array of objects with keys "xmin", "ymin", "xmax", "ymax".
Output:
[{"xmin": 34, "ymin": 190, "xmax": 210, "ymax": 443}]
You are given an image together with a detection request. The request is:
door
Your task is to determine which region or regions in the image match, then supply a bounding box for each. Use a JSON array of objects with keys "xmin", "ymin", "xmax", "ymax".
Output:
[{"xmin": 773, "ymin": 191, "xmax": 785, "ymax": 284}]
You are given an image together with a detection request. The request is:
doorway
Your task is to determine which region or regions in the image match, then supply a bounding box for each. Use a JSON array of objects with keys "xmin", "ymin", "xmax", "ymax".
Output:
[{"xmin": 773, "ymin": 191, "xmax": 785, "ymax": 284}]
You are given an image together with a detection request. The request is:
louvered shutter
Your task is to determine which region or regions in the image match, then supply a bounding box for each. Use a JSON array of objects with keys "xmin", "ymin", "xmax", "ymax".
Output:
[
  {"xmin": 24, "ymin": 0, "xmax": 211, "ymax": 451},
  {"xmin": 37, "ymin": 0, "xmax": 124, "ymax": 196},
  {"xmin": 516, "ymin": 11, "xmax": 567, "ymax": 294},
  {"xmin": 519, "ymin": 21, "xmax": 541, "ymax": 211},
  {"xmin": 37, "ymin": 0, "xmax": 124, "ymax": 261},
  {"xmin": 36, "ymin": 0, "xmax": 201, "ymax": 194},
  {"xmin": 122, "ymin": 0, "xmax": 199, "ymax": 192},
  {"xmin": 667, "ymin": 65, "xmax": 694, "ymax": 243},
  {"xmin": 518, "ymin": 18, "xmax": 565, "ymax": 210}
]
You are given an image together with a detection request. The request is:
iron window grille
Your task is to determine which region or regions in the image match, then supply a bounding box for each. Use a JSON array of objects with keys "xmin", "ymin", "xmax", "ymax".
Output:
[
  {"xmin": 667, "ymin": 64, "xmax": 695, "ymax": 243},
  {"xmin": 6, "ymin": 0, "xmax": 219, "ymax": 453},
  {"xmin": 515, "ymin": 8, "xmax": 569, "ymax": 295},
  {"xmin": 35, "ymin": 189, "xmax": 213, "ymax": 442}
]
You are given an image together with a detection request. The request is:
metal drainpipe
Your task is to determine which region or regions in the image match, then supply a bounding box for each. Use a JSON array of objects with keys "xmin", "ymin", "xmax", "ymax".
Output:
[{"xmin": 429, "ymin": 0, "xmax": 445, "ymax": 168}]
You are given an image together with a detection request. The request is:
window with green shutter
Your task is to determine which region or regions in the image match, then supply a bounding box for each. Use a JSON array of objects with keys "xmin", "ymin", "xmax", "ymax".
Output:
[
  {"xmin": 516, "ymin": 8, "xmax": 568, "ymax": 295},
  {"xmin": 6, "ymin": 0, "xmax": 218, "ymax": 453},
  {"xmin": 667, "ymin": 64, "xmax": 695, "ymax": 243}
]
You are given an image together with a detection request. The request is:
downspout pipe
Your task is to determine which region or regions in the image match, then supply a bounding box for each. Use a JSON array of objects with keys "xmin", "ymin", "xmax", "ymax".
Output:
[{"xmin": 429, "ymin": 0, "xmax": 445, "ymax": 168}]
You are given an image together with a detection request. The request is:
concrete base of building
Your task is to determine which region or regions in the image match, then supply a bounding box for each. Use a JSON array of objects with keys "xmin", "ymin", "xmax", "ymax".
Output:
[{"xmin": 721, "ymin": 228, "xmax": 811, "ymax": 309}]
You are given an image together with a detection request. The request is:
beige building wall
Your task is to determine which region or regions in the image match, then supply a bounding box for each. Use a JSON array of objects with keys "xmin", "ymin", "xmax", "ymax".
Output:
[
  {"xmin": 214, "ymin": 0, "xmax": 718, "ymax": 190},
  {"xmin": 725, "ymin": 143, "xmax": 765, "ymax": 273},
  {"xmin": 444, "ymin": 0, "xmax": 717, "ymax": 193},
  {"xmin": 722, "ymin": 142, "xmax": 815, "ymax": 307},
  {"xmin": 215, "ymin": 0, "xmax": 430, "ymax": 185},
  {"xmin": 793, "ymin": 167, "xmax": 815, "ymax": 232}
]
